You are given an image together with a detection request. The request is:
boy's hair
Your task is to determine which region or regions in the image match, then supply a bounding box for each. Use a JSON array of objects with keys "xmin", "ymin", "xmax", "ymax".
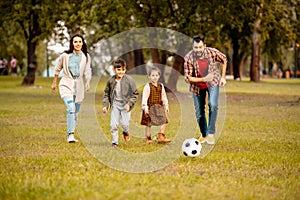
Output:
[
  {"xmin": 148, "ymin": 66, "xmax": 161, "ymax": 76},
  {"xmin": 113, "ymin": 58, "xmax": 126, "ymax": 68},
  {"xmin": 193, "ymin": 35, "xmax": 205, "ymax": 44}
]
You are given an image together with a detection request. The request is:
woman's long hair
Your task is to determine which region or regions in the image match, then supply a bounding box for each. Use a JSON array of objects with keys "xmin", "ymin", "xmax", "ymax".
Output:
[{"xmin": 64, "ymin": 33, "xmax": 88, "ymax": 62}]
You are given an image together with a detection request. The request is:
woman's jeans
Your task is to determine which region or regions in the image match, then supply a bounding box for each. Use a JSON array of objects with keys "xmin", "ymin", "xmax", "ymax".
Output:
[
  {"xmin": 193, "ymin": 85, "xmax": 219, "ymax": 137},
  {"xmin": 62, "ymin": 96, "xmax": 81, "ymax": 135}
]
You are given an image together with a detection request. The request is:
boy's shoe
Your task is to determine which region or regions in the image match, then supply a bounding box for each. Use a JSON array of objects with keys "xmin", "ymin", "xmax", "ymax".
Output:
[
  {"xmin": 67, "ymin": 134, "xmax": 78, "ymax": 143},
  {"xmin": 199, "ymin": 137, "xmax": 207, "ymax": 144},
  {"xmin": 123, "ymin": 132, "xmax": 130, "ymax": 142},
  {"xmin": 206, "ymin": 134, "xmax": 215, "ymax": 145},
  {"xmin": 157, "ymin": 133, "xmax": 171, "ymax": 143},
  {"xmin": 112, "ymin": 143, "xmax": 118, "ymax": 148},
  {"xmin": 145, "ymin": 136, "xmax": 152, "ymax": 144}
]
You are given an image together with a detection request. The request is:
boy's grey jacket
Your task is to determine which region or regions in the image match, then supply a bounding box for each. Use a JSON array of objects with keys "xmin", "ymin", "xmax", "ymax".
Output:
[{"xmin": 103, "ymin": 74, "xmax": 138, "ymax": 111}]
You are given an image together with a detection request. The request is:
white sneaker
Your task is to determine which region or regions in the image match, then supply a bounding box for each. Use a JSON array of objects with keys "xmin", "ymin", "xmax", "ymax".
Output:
[
  {"xmin": 67, "ymin": 134, "xmax": 78, "ymax": 143},
  {"xmin": 206, "ymin": 134, "xmax": 215, "ymax": 145}
]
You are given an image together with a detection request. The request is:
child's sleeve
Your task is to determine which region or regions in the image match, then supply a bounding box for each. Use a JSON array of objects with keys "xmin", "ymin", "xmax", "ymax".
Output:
[
  {"xmin": 102, "ymin": 79, "xmax": 110, "ymax": 108},
  {"xmin": 142, "ymin": 83, "xmax": 150, "ymax": 111},
  {"xmin": 161, "ymin": 83, "xmax": 168, "ymax": 110}
]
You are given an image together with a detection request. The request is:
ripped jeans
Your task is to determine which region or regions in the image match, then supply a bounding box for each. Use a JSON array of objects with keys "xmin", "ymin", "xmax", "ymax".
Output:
[{"xmin": 62, "ymin": 96, "xmax": 81, "ymax": 135}]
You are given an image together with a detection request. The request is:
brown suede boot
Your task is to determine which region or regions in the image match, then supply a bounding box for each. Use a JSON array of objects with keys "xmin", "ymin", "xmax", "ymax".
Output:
[{"xmin": 157, "ymin": 133, "xmax": 171, "ymax": 143}]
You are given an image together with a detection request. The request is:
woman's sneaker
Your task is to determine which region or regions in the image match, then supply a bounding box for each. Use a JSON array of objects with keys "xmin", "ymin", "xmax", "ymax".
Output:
[{"xmin": 67, "ymin": 134, "xmax": 78, "ymax": 143}]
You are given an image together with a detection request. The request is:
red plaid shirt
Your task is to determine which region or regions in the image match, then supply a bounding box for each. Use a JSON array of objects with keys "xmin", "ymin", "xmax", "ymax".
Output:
[{"xmin": 184, "ymin": 47, "xmax": 227, "ymax": 95}]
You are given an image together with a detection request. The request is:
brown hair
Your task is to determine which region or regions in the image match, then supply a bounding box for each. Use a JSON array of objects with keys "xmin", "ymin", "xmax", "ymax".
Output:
[{"xmin": 113, "ymin": 58, "xmax": 126, "ymax": 68}]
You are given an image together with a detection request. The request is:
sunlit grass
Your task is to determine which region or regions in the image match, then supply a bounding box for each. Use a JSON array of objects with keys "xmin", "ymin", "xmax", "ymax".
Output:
[{"xmin": 0, "ymin": 76, "xmax": 299, "ymax": 199}]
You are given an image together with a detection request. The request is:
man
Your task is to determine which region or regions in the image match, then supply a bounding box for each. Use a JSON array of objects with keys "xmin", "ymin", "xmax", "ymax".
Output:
[{"xmin": 184, "ymin": 35, "xmax": 227, "ymax": 145}]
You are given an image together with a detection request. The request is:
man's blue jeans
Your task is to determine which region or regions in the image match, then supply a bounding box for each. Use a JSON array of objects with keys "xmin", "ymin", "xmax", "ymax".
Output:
[
  {"xmin": 192, "ymin": 85, "xmax": 219, "ymax": 137},
  {"xmin": 62, "ymin": 96, "xmax": 81, "ymax": 135}
]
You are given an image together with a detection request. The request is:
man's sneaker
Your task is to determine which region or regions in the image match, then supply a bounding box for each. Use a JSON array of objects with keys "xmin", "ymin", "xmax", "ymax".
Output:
[
  {"xmin": 67, "ymin": 134, "xmax": 78, "ymax": 143},
  {"xmin": 207, "ymin": 134, "xmax": 215, "ymax": 145},
  {"xmin": 123, "ymin": 132, "xmax": 130, "ymax": 142},
  {"xmin": 112, "ymin": 143, "xmax": 118, "ymax": 148},
  {"xmin": 199, "ymin": 137, "xmax": 207, "ymax": 144}
]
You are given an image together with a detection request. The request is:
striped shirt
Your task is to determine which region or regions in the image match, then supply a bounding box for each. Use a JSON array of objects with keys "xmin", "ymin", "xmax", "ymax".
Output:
[{"xmin": 184, "ymin": 47, "xmax": 227, "ymax": 95}]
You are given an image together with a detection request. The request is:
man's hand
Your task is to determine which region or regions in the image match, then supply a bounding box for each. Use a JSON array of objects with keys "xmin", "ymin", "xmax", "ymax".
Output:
[
  {"xmin": 203, "ymin": 73, "xmax": 213, "ymax": 82},
  {"xmin": 220, "ymin": 77, "xmax": 226, "ymax": 87}
]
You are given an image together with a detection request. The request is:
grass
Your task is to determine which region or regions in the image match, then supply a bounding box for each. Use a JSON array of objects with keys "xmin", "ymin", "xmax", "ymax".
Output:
[{"xmin": 0, "ymin": 76, "xmax": 299, "ymax": 200}]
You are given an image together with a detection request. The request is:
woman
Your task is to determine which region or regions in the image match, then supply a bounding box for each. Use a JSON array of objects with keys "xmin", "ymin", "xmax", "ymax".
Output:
[{"xmin": 51, "ymin": 34, "xmax": 92, "ymax": 143}]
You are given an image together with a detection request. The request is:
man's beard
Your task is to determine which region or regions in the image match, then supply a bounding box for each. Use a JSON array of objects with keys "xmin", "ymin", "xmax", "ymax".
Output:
[{"xmin": 194, "ymin": 50, "xmax": 204, "ymax": 58}]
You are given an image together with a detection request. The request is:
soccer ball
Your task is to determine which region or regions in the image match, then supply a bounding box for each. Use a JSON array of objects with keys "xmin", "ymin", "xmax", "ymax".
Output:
[{"xmin": 182, "ymin": 138, "xmax": 202, "ymax": 157}]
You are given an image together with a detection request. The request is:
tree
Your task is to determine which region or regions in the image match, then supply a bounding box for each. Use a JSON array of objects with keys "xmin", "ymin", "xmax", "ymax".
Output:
[
  {"xmin": 0, "ymin": 0, "xmax": 67, "ymax": 85},
  {"xmin": 260, "ymin": 0, "xmax": 298, "ymax": 73}
]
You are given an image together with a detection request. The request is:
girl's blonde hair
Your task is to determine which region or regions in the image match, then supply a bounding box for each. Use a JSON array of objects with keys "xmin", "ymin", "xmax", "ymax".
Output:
[{"xmin": 148, "ymin": 66, "xmax": 161, "ymax": 76}]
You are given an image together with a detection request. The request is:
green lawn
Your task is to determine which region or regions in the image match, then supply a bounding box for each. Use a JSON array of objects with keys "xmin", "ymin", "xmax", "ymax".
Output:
[{"xmin": 0, "ymin": 76, "xmax": 299, "ymax": 200}]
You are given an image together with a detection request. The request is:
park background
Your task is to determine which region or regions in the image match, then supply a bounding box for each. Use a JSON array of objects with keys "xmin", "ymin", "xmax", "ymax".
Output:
[{"xmin": 0, "ymin": 0, "xmax": 300, "ymax": 199}]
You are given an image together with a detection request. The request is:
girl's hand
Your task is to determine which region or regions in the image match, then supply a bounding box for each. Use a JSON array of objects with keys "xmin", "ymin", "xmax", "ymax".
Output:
[
  {"xmin": 124, "ymin": 104, "xmax": 130, "ymax": 112},
  {"xmin": 165, "ymin": 108, "xmax": 169, "ymax": 114},
  {"xmin": 102, "ymin": 107, "xmax": 107, "ymax": 114}
]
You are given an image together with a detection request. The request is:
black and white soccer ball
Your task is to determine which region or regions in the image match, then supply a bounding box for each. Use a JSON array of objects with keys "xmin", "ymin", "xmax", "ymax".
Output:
[{"xmin": 182, "ymin": 138, "xmax": 202, "ymax": 157}]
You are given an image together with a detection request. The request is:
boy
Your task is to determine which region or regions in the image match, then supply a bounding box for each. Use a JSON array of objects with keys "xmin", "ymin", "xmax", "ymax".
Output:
[{"xmin": 102, "ymin": 58, "xmax": 138, "ymax": 147}]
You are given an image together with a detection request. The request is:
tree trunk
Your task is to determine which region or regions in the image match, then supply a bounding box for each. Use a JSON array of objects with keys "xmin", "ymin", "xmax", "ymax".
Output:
[
  {"xmin": 167, "ymin": 40, "xmax": 188, "ymax": 92},
  {"xmin": 159, "ymin": 51, "xmax": 167, "ymax": 84},
  {"xmin": 250, "ymin": 1, "xmax": 263, "ymax": 82},
  {"xmin": 239, "ymin": 54, "xmax": 248, "ymax": 78},
  {"xmin": 134, "ymin": 49, "xmax": 145, "ymax": 74},
  {"xmin": 122, "ymin": 51, "xmax": 134, "ymax": 73},
  {"xmin": 250, "ymin": 32, "xmax": 260, "ymax": 82},
  {"xmin": 21, "ymin": 2, "xmax": 41, "ymax": 85},
  {"xmin": 22, "ymin": 40, "xmax": 38, "ymax": 85},
  {"xmin": 167, "ymin": 55, "xmax": 183, "ymax": 92},
  {"xmin": 232, "ymin": 35, "xmax": 241, "ymax": 80},
  {"xmin": 122, "ymin": 39, "xmax": 134, "ymax": 72}
]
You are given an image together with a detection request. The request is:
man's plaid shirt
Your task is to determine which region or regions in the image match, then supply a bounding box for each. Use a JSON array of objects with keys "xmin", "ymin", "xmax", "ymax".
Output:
[{"xmin": 184, "ymin": 47, "xmax": 227, "ymax": 95}]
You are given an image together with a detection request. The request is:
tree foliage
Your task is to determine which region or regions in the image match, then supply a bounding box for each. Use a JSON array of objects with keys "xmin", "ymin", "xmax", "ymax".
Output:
[{"xmin": 0, "ymin": 0, "xmax": 299, "ymax": 85}]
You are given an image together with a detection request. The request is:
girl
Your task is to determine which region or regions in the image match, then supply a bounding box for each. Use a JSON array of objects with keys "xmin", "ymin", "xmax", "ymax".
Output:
[
  {"xmin": 51, "ymin": 34, "xmax": 92, "ymax": 143},
  {"xmin": 141, "ymin": 67, "xmax": 171, "ymax": 143}
]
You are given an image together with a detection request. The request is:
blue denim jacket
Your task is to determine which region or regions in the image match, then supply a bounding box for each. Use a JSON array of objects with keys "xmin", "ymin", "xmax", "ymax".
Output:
[{"xmin": 103, "ymin": 74, "xmax": 138, "ymax": 111}]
